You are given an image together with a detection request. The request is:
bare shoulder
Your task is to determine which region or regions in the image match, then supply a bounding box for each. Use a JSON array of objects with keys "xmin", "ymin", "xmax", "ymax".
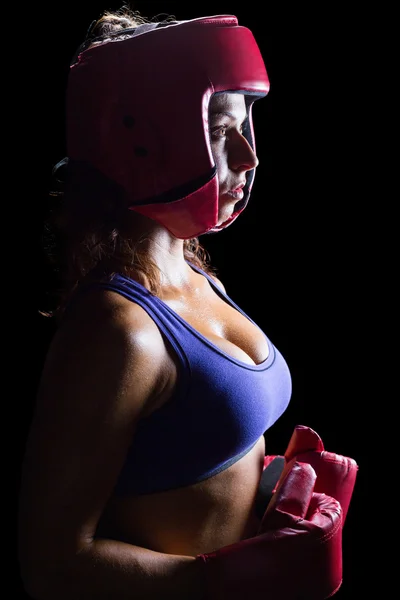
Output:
[
  {"xmin": 40, "ymin": 285, "xmax": 173, "ymax": 428},
  {"xmin": 34, "ymin": 284, "xmax": 169, "ymax": 450},
  {"xmin": 47, "ymin": 285, "xmax": 168, "ymax": 408}
]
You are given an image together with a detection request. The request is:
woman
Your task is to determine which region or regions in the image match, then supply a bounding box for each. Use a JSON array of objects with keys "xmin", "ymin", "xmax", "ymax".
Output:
[{"xmin": 18, "ymin": 7, "xmax": 344, "ymax": 600}]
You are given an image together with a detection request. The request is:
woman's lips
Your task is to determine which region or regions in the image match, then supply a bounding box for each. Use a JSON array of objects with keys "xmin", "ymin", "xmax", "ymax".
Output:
[{"xmin": 226, "ymin": 187, "xmax": 244, "ymax": 200}]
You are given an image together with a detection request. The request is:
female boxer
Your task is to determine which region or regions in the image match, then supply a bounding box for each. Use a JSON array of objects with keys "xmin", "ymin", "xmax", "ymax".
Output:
[{"xmin": 18, "ymin": 7, "xmax": 348, "ymax": 599}]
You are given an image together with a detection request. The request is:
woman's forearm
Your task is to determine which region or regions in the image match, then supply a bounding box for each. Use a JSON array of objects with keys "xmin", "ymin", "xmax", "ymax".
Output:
[{"xmin": 24, "ymin": 538, "xmax": 206, "ymax": 600}]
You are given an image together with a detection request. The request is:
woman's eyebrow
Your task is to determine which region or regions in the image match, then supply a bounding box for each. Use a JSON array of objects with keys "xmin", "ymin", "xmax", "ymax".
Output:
[
  {"xmin": 209, "ymin": 110, "xmax": 248, "ymax": 123},
  {"xmin": 209, "ymin": 110, "xmax": 236, "ymax": 119}
]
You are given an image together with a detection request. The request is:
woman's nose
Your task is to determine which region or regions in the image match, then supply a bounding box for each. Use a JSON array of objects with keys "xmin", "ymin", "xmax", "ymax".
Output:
[{"xmin": 229, "ymin": 132, "xmax": 259, "ymax": 172}]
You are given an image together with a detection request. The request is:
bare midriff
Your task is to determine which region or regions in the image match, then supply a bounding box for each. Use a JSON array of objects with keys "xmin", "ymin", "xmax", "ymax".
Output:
[{"xmin": 98, "ymin": 435, "xmax": 266, "ymax": 556}]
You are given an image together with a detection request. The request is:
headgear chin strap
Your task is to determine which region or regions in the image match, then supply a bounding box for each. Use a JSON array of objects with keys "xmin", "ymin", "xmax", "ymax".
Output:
[{"xmin": 66, "ymin": 15, "xmax": 270, "ymax": 239}]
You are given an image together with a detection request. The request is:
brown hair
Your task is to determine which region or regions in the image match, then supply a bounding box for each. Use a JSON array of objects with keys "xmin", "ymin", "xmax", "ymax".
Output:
[{"xmin": 42, "ymin": 5, "xmax": 217, "ymax": 319}]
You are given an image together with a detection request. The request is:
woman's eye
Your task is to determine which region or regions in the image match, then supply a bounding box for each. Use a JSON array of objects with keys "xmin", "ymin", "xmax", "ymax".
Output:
[
  {"xmin": 211, "ymin": 124, "xmax": 245, "ymax": 141},
  {"xmin": 211, "ymin": 125, "xmax": 228, "ymax": 139}
]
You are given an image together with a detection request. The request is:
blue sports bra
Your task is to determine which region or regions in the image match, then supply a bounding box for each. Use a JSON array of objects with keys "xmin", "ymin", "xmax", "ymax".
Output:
[{"xmin": 86, "ymin": 264, "xmax": 292, "ymax": 495}]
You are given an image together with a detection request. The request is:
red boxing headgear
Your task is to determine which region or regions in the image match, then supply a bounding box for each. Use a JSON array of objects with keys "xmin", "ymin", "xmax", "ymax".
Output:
[{"xmin": 66, "ymin": 15, "xmax": 270, "ymax": 238}]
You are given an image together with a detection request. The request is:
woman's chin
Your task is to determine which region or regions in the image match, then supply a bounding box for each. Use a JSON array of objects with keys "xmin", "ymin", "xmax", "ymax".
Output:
[
  {"xmin": 215, "ymin": 214, "xmax": 235, "ymax": 230},
  {"xmin": 217, "ymin": 207, "xmax": 235, "ymax": 227}
]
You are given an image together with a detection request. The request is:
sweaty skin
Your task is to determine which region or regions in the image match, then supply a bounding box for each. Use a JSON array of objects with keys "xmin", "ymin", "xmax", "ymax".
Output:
[{"xmin": 95, "ymin": 265, "xmax": 269, "ymax": 556}]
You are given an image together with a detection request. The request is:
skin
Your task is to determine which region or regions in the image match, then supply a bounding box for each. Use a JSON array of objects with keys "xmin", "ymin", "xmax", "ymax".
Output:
[
  {"xmin": 18, "ymin": 93, "xmax": 269, "ymax": 597},
  {"xmin": 210, "ymin": 93, "xmax": 259, "ymax": 227}
]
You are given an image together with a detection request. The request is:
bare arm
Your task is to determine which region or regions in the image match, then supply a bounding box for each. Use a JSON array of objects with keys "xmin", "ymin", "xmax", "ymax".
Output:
[
  {"xmin": 18, "ymin": 293, "xmax": 206, "ymax": 600},
  {"xmin": 35, "ymin": 540, "xmax": 204, "ymax": 600}
]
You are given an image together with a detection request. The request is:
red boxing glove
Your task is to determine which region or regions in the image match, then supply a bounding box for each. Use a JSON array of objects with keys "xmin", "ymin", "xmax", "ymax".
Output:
[
  {"xmin": 256, "ymin": 425, "xmax": 358, "ymax": 526},
  {"xmin": 284, "ymin": 425, "xmax": 358, "ymax": 524},
  {"xmin": 196, "ymin": 460, "xmax": 343, "ymax": 600}
]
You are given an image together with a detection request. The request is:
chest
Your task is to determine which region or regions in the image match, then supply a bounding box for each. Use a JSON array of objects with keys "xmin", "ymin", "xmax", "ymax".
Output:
[{"xmin": 163, "ymin": 286, "xmax": 269, "ymax": 366}]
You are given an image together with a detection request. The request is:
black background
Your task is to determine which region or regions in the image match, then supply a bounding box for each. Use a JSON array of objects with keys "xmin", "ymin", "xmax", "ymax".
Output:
[{"xmin": 10, "ymin": 1, "xmax": 373, "ymax": 597}]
